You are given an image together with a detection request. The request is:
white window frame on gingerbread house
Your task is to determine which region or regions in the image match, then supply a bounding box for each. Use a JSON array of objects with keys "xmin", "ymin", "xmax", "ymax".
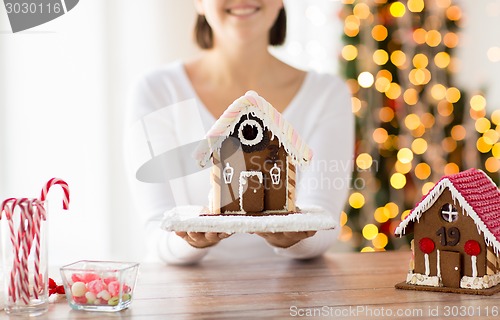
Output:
[{"xmin": 440, "ymin": 203, "xmax": 458, "ymax": 223}]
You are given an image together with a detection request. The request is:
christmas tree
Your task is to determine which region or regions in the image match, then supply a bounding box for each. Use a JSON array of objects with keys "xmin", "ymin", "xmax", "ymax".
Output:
[{"xmin": 338, "ymin": 0, "xmax": 500, "ymax": 252}]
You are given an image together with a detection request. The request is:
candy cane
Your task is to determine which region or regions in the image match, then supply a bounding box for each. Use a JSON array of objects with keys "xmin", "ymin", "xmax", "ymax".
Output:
[
  {"xmin": 31, "ymin": 199, "xmax": 46, "ymax": 298},
  {"xmin": 2, "ymin": 198, "xmax": 28, "ymax": 303},
  {"xmin": 17, "ymin": 200, "xmax": 33, "ymax": 305},
  {"xmin": 1, "ymin": 198, "xmax": 19, "ymax": 303},
  {"xmin": 40, "ymin": 178, "xmax": 70, "ymax": 210}
]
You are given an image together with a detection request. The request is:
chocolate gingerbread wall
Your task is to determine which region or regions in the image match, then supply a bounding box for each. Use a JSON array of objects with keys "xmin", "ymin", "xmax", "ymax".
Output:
[{"xmin": 218, "ymin": 130, "xmax": 288, "ymax": 213}]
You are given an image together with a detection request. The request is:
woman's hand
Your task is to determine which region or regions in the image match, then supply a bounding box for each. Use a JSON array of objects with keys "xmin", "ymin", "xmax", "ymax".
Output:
[
  {"xmin": 255, "ymin": 231, "xmax": 317, "ymax": 248},
  {"xmin": 175, "ymin": 231, "xmax": 232, "ymax": 249}
]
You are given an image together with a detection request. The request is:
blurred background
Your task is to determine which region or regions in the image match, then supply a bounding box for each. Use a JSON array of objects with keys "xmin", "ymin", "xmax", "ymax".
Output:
[{"xmin": 0, "ymin": 0, "xmax": 499, "ymax": 264}]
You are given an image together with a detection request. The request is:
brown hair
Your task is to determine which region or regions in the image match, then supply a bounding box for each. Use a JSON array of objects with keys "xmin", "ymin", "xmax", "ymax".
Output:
[{"xmin": 194, "ymin": 8, "xmax": 287, "ymax": 49}]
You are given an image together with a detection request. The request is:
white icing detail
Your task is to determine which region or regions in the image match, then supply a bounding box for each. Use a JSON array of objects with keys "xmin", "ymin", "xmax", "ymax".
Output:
[
  {"xmin": 472, "ymin": 255, "xmax": 478, "ymax": 277},
  {"xmin": 437, "ymin": 250, "xmax": 441, "ymax": 278},
  {"xmin": 455, "ymin": 267, "xmax": 459, "ymax": 271},
  {"xmin": 441, "ymin": 203, "xmax": 458, "ymax": 222},
  {"xmin": 406, "ymin": 272, "xmax": 440, "ymax": 287},
  {"xmin": 424, "ymin": 253, "xmax": 430, "ymax": 276},
  {"xmin": 238, "ymin": 171, "xmax": 263, "ymax": 211},
  {"xmin": 270, "ymin": 163, "xmax": 281, "ymax": 185},
  {"xmin": 223, "ymin": 163, "xmax": 234, "ymax": 184},
  {"xmin": 395, "ymin": 170, "xmax": 500, "ymax": 255},
  {"xmin": 161, "ymin": 205, "xmax": 336, "ymax": 233},
  {"xmin": 460, "ymin": 273, "xmax": 500, "ymax": 289},
  {"xmin": 238, "ymin": 119, "xmax": 264, "ymax": 146}
]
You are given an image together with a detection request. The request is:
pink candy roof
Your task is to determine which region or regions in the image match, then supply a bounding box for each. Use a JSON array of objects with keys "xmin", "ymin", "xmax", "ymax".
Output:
[
  {"xmin": 395, "ymin": 168, "xmax": 500, "ymax": 253},
  {"xmin": 196, "ymin": 91, "xmax": 313, "ymax": 167}
]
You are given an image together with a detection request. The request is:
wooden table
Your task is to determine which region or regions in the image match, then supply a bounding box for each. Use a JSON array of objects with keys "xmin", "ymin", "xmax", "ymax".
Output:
[{"xmin": 9, "ymin": 251, "xmax": 500, "ymax": 319}]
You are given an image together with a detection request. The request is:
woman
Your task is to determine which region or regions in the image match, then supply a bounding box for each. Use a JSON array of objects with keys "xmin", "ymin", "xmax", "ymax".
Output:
[{"xmin": 126, "ymin": 0, "xmax": 354, "ymax": 264}]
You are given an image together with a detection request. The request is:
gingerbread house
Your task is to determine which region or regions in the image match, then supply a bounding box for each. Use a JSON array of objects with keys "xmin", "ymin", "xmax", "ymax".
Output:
[
  {"xmin": 196, "ymin": 91, "xmax": 312, "ymax": 215},
  {"xmin": 395, "ymin": 168, "xmax": 500, "ymax": 294}
]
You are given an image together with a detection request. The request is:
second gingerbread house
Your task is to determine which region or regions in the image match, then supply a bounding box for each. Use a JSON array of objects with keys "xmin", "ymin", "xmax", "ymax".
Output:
[{"xmin": 395, "ymin": 168, "xmax": 500, "ymax": 294}]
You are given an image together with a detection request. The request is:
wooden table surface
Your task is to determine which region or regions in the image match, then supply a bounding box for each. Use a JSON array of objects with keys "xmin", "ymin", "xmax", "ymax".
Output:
[{"xmin": 8, "ymin": 251, "xmax": 500, "ymax": 319}]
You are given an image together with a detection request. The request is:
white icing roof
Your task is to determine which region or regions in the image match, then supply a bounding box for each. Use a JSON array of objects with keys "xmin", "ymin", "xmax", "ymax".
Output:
[{"xmin": 196, "ymin": 91, "xmax": 313, "ymax": 167}]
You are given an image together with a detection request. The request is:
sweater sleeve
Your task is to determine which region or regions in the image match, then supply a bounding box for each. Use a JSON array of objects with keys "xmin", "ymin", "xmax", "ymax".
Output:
[{"xmin": 271, "ymin": 75, "xmax": 354, "ymax": 259}]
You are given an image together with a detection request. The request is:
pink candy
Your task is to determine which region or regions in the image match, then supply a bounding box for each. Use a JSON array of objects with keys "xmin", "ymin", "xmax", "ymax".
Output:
[
  {"xmin": 87, "ymin": 279, "xmax": 105, "ymax": 294},
  {"xmin": 69, "ymin": 273, "xmax": 131, "ymax": 306},
  {"xmin": 107, "ymin": 281, "xmax": 120, "ymax": 296}
]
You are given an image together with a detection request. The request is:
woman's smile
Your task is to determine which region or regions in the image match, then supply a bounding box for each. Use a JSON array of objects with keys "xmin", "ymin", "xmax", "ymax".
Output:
[{"xmin": 225, "ymin": 5, "xmax": 261, "ymax": 18}]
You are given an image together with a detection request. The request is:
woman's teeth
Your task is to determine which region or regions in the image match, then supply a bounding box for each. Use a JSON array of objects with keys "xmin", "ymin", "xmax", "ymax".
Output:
[{"xmin": 227, "ymin": 7, "xmax": 259, "ymax": 16}]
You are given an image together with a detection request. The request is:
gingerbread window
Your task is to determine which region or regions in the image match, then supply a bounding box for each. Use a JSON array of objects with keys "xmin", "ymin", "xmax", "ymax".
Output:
[
  {"xmin": 440, "ymin": 203, "xmax": 458, "ymax": 222},
  {"xmin": 238, "ymin": 119, "xmax": 264, "ymax": 146}
]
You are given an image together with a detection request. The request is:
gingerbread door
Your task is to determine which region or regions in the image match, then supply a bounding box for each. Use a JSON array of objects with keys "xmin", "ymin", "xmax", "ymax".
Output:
[
  {"xmin": 440, "ymin": 251, "xmax": 461, "ymax": 288},
  {"xmin": 239, "ymin": 171, "xmax": 264, "ymax": 212}
]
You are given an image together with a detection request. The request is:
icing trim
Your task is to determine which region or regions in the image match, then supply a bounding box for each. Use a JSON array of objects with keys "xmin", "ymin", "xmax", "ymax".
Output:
[
  {"xmin": 196, "ymin": 91, "xmax": 313, "ymax": 167},
  {"xmin": 238, "ymin": 119, "xmax": 264, "ymax": 146},
  {"xmin": 461, "ymin": 273, "xmax": 500, "ymax": 289},
  {"xmin": 238, "ymin": 171, "xmax": 263, "ymax": 212}
]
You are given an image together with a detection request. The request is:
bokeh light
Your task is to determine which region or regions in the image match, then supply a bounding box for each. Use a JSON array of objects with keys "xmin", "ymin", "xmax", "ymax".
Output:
[
  {"xmin": 372, "ymin": 233, "xmax": 389, "ymax": 249},
  {"xmin": 485, "ymin": 157, "xmax": 500, "ymax": 173},
  {"xmin": 349, "ymin": 192, "xmax": 365, "ymax": 209},
  {"xmin": 391, "ymin": 50, "xmax": 407, "ymax": 68},
  {"xmin": 477, "ymin": 137, "xmax": 492, "ymax": 153},
  {"xmin": 362, "ymin": 224, "xmax": 379, "ymax": 240},
  {"xmin": 403, "ymin": 88, "xmax": 419, "ymax": 105},
  {"xmin": 353, "ymin": 3, "xmax": 371, "ymax": 19},
  {"xmin": 373, "ymin": 128, "xmax": 389, "ymax": 143},
  {"xmin": 446, "ymin": 5, "xmax": 462, "ymax": 20},
  {"xmin": 422, "ymin": 182, "xmax": 435, "ymax": 195},
  {"xmin": 390, "ymin": 2, "xmax": 406, "ymax": 17},
  {"xmin": 374, "ymin": 207, "xmax": 390, "ymax": 223},
  {"xmin": 390, "ymin": 172, "xmax": 407, "ymax": 189},
  {"xmin": 411, "ymin": 138, "xmax": 428, "ymax": 154},
  {"xmin": 358, "ymin": 72, "xmax": 374, "ymax": 88},
  {"xmin": 413, "ymin": 28, "xmax": 427, "ymax": 44},
  {"xmin": 470, "ymin": 95, "xmax": 486, "ymax": 111},
  {"xmin": 379, "ymin": 106, "xmax": 395, "ymax": 122},
  {"xmin": 451, "ymin": 125, "xmax": 466, "ymax": 140},
  {"xmin": 342, "ymin": 45, "xmax": 358, "ymax": 61},
  {"xmin": 444, "ymin": 163, "xmax": 459, "ymax": 175},
  {"xmin": 397, "ymin": 148, "xmax": 414, "ymax": 164},
  {"xmin": 412, "ymin": 54, "xmax": 428, "ymax": 68},
  {"xmin": 445, "ymin": 87, "xmax": 461, "ymax": 103},
  {"xmin": 415, "ymin": 163, "xmax": 431, "ymax": 180},
  {"xmin": 475, "ymin": 118, "xmax": 491, "ymax": 133},
  {"xmin": 434, "ymin": 52, "xmax": 451, "ymax": 68},
  {"xmin": 373, "ymin": 49, "xmax": 389, "ymax": 65},
  {"xmin": 405, "ymin": 114, "xmax": 421, "ymax": 130},
  {"xmin": 408, "ymin": 0, "xmax": 425, "ymax": 12},
  {"xmin": 372, "ymin": 25, "xmax": 388, "ymax": 41},
  {"xmin": 356, "ymin": 153, "xmax": 373, "ymax": 170},
  {"xmin": 426, "ymin": 30, "xmax": 442, "ymax": 47}
]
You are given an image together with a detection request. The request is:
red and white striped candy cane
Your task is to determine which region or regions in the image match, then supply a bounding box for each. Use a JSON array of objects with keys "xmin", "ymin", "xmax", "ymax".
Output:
[
  {"xmin": 1, "ymin": 198, "xmax": 28, "ymax": 304},
  {"xmin": 17, "ymin": 200, "xmax": 33, "ymax": 305},
  {"xmin": 31, "ymin": 199, "xmax": 46, "ymax": 298},
  {"xmin": 1, "ymin": 198, "xmax": 19, "ymax": 303},
  {"xmin": 40, "ymin": 178, "xmax": 70, "ymax": 210}
]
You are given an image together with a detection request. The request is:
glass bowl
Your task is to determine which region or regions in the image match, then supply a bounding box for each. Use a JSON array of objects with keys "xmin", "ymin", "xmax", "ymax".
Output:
[{"xmin": 60, "ymin": 260, "xmax": 139, "ymax": 312}]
